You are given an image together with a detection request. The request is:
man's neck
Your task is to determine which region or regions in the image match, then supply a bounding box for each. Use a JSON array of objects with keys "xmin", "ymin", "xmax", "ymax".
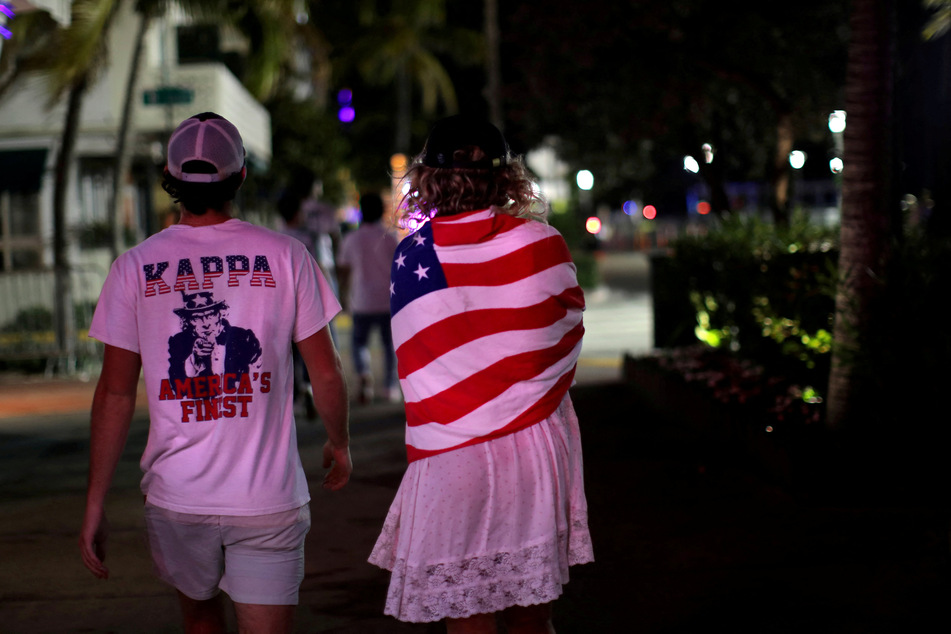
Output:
[{"xmin": 178, "ymin": 204, "xmax": 233, "ymax": 227}]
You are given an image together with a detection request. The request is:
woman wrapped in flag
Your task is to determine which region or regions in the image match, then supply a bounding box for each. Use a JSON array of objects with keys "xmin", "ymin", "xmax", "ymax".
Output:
[{"xmin": 369, "ymin": 115, "xmax": 594, "ymax": 632}]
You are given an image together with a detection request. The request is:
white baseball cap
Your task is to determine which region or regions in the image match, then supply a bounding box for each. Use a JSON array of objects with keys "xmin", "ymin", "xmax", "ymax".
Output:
[{"xmin": 167, "ymin": 112, "xmax": 246, "ymax": 183}]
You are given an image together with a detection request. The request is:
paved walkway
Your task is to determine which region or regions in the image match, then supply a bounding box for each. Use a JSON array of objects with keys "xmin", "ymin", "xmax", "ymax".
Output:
[{"xmin": 1, "ymin": 296, "xmax": 950, "ymax": 631}]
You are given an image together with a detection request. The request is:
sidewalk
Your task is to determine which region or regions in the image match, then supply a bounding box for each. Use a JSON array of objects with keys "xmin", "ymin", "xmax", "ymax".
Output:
[{"xmin": 2, "ymin": 368, "xmax": 950, "ymax": 631}]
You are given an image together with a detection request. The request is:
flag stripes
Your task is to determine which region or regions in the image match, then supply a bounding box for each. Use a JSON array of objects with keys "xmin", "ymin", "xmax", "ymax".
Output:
[{"xmin": 390, "ymin": 208, "xmax": 584, "ymax": 462}]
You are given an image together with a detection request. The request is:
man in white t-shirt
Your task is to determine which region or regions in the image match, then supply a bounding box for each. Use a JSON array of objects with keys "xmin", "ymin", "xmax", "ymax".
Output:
[
  {"xmin": 337, "ymin": 193, "xmax": 400, "ymax": 403},
  {"xmin": 79, "ymin": 112, "xmax": 351, "ymax": 633}
]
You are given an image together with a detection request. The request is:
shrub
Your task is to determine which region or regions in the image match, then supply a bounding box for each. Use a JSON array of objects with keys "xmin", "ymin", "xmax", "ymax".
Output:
[{"xmin": 668, "ymin": 212, "xmax": 839, "ymax": 393}]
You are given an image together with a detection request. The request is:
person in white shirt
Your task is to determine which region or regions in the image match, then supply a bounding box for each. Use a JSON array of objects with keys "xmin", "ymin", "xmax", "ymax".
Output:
[
  {"xmin": 337, "ymin": 192, "xmax": 400, "ymax": 402},
  {"xmin": 79, "ymin": 112, "xmax": 351, "ymax": 634}
]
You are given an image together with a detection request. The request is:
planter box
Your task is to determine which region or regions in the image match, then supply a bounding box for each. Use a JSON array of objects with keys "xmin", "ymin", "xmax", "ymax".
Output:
[{"xmin": 622, "ymin": 352, "xmax": 830, "ymax": 496}]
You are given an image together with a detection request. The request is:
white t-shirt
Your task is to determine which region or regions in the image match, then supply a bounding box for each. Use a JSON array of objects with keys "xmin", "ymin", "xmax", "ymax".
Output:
[
  {"xmin": 89, "ymin": 219, "xmax": 340, "ymax": 515},
  {"xmin": 338, "ymin": 223, "xmax": 399, "ymax": 314}
]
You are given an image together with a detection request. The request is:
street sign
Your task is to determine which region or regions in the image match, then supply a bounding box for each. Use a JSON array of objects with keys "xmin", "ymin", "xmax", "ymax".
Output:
[{"xmin": 142, "ymin": 86, "xmax": 194, "ymax": 106}]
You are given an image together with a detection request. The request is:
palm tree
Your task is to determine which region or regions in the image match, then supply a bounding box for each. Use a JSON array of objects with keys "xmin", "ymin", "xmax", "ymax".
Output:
[
  {"xmin": 107, "ymin": 0, "xmax": 314, "ymax": 259},
  {"xmin": 346, "ymin": 0, "xmax": 480, "ymax": 153},
  {"xmin": 826, "ymin": 0, "xmax": 897, "ymax": 429},
  {"xmin": 108, "ymin": 0, "xmax": 159, "ymax": 260},
  {"xmin": 47, "ymin": 0, "xmax": 119, "ymax": 370},
  {"xmin": 483, "ymin": 0, "xmax": 502, "ymax": 129},
  {"xmin": 0, "ymin": 11, "xmax": 59, "ymax": 100},
  {"xmin": 924, "ymin": 0, "xmax": 951, "ymax": 39}
]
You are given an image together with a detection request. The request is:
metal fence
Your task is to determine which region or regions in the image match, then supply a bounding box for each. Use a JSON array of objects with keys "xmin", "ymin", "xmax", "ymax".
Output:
[{"xmin": 0, "ymin": 267, "xmax": 106, "ymax": 371}]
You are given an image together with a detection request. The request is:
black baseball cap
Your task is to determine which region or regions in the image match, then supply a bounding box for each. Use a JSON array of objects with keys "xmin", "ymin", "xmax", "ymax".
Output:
[{"xmin": 421, "ymin": 115, "xmax": 509, "ymax": 169}]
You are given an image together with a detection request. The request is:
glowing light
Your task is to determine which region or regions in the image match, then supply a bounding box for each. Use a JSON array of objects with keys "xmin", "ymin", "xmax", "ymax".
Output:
[
  {"xmin": 697, "ymin": 201, "xmax": 711, "ymax": 215},
  {"xmin": 390, "ymin": 153, "xmax": 408, "ymax": 172},
  {"xmin": 585, "ymin": 216, "xmax": 602, "ymax": 234},
  {"xmin": 683, "ymin": 156, "xmax": 700, "ymax": 174},
  {"xmin": 1, "ymin": 3, "xmax": 14, "ymax": 40},
  {"xmin": 702, "ymin": 143, "xmax": 714, "ymax": 164},
  {"xmin": 829, "ymin": 157, "xmax": 844, "ymax": 174},
  {"xmin": 642, "ymin": 205, "xmax": 657, "ymax": 220},
  {"xmin": 337, "ymin": 89, "xmax": 354, "ymax": 123},
  {"xmin": 622, "ymin": 200, "xmax": 638, "ymax": 215},
  {"xmin": 789, "ymin": 150, "xmax": 806, "ymax": 170},
  {"xmin": 765, "ymin": 425, "xmax": 774, "ymax": 433},
  {"xmin": 828, "ymin": 110, "xmax": 846, "ymax": 134},
  {"xmin": 576, "ymin": 170, "xmax": 594, "ymax": 190}
]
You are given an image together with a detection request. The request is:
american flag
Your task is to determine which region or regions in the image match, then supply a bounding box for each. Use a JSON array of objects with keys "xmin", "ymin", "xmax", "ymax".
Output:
[{"xmin": 390, "ymin": 209, "xmax": 585, "ymax": 462}]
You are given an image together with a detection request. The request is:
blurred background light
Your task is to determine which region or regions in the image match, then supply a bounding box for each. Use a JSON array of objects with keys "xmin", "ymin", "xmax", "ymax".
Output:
[
  {"xmin": 697, "ymin": 201, "xmax": 711, "ymax": 215},
  {"xmin": 576, "ymin": 170, "xmax": 594, "ymax": 190},
  {"xmin": 0, "ymin": 3, "xmax": 13, "ymax": 40},
  {"xmin": 390, "ymin": 153, "xmax": 408, "ymax": 172},
  {"xmin": 829, "ymin": 157, "xmax": 844, "ymax": 173},
  {"xmin": 585, "ymin": 216, "xmax": 602, "ymax": 234},
  {"xmin": 828, "ymin": 110, "xmax": 847, "ymax": 134},
  {"xmin": 702, "ymin": 143, "xmax": 715, "ymax": 164},
  {"xmin": 337, "ymin": 88, "xmax": 354, "ymax": 123},
  {"xmin": 789, "ymin": 150, "xmax": 806, "ymax": 170},
  {"xmin": 643, "ymin": 204, "xmax": 657, "ymax": 220},
  {"xmin": 622, "ymin": 200, "xmax": 638, "ymax": 215},
  {"xmin": 683, "ymin": 156, "xmax": 700, "ymax": 174}
]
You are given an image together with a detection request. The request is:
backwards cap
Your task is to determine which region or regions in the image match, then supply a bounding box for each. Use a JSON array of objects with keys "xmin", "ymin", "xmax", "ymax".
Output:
[
  {"xmin": 421, "ymin": 115, "xmax": 509, "ymax": 169},
  {"xmin": 167, "ymin": 112, "xmax": 246, "ymax": 183}
]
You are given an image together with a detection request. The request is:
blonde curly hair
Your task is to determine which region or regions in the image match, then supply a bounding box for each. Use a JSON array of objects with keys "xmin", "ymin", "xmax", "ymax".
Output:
[{"xmin": 396, "ymin": 144, "xmax": 548, "ymax": 229}]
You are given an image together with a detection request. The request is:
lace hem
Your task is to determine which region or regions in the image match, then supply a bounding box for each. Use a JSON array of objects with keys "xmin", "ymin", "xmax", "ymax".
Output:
[
  {"xmin": 567, "ymin": 518, "xmax": 595, "ymax": 566},
  {"xmin": 376, "ymin": 530, "xmax": 594, "ymax": 623}
]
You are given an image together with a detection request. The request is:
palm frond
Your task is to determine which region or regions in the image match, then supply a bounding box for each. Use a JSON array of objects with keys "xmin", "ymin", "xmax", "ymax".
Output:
[
  {"xmin": 923, "ymin": 0, "xmax": 951, "ymax": 40},
  {"xmin": 46, "ymin": 0, "xmax": 120, "ymax": 104},
  {"xmin": 412, "ymin": 51, "xmax": 457, "ymax": 114}
]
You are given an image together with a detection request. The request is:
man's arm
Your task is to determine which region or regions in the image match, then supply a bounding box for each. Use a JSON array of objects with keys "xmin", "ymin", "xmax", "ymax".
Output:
[
  {"xmin": 79, "ymin": 345, "xmax": 141, "ymax": 579},
  {"xmin": 297, "ymin": 326, "xmax": 352, "ymax": 490}
]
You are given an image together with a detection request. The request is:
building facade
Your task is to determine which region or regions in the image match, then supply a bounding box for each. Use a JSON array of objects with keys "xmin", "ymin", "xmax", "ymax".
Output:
[{"xmin": 0, "ymin": 1, "xmax": 271, "ymax": 361}]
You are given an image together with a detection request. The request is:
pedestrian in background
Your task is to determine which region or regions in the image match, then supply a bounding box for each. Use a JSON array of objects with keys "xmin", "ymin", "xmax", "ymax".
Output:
[
  {"xmin": 80, "ymin": 112, "xmax": 351, "ymax": 634},
  {"xmin": 337, "ymin": 192, "xmax": 400, "ymax": 403},
  {"xmin": 278, "ymin": 188, "xmax": 321, "ymax": 417},
  {"xmin": 369, "ymin": 115, "xmax": 593, "ymax": 633}
]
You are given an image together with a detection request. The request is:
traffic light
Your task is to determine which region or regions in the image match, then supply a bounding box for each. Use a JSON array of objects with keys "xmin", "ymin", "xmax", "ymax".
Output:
[{"xmin": 337, "ymin": 89, "xmax": 355, "ymax": 124}]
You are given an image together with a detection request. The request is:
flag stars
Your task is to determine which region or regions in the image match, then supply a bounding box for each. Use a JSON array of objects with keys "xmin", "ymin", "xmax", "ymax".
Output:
[
  {"xmin": 414, "ymin": 264, "xmax": 430, "ymax": 280},
  {"xmin": 395, "ymin": 252, "xmax": 407, "ymax": 269},
  {"xmin": 412, "ymin": 233, "xmax": 427, "ymax": 247},
  {"xmin": 390, "ymin": 281, "xmax": 396, "ymax": 296}
]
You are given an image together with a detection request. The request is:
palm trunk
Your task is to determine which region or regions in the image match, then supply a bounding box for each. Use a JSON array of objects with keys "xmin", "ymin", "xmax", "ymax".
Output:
[
  {"xmin": 110, "ymin": 9, "xmax": 152, "ymax": 259},
  {"xmin": 52, "ymin": 74, "xmax": 88, "ymax": 371},
  {"xmin": 826, "ymin": 0, "xmax": 896, "ymax": 429},
  {"xmin": 395, "ymin": 63, "xmax": 411, "ymax": 153},
  {"xmin": 483, "ymin": 0, "xmax": 503, "ymax": 130},
  {"xmin": 770, "ymin": 110, "xmax": 794, "ymax": 225}
]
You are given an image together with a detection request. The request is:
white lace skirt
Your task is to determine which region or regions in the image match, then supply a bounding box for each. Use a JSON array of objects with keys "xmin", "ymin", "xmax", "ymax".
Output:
[{"xmin": 368, "ymin": 394, "xmax": 594, "ymax": 623}]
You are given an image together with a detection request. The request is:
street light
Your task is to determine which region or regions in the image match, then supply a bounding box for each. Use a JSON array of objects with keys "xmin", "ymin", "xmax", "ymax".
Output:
[
  {"xmin": 576, "ymin": 170, "xmax": 594, "ymax": 191},
  {"xmin": 828, "ymin": 110, "xmax": 847, "ymax": 134},
  {"xmin": 683, "ymin": 156, "xmax": 700, "ymax": 174},
  {"xmin": 829, "ymin": 110, "xmax": 846, "ymax": 175},
  {"xmin": 789, "ymin": 150, "xmax": 807, "ymax": 170}
]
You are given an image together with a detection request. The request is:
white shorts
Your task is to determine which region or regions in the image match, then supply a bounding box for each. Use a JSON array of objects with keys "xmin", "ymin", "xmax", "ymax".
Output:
[{"xmin": 144, "ymin": 502, "xmax": 311, "ymax": 605}]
